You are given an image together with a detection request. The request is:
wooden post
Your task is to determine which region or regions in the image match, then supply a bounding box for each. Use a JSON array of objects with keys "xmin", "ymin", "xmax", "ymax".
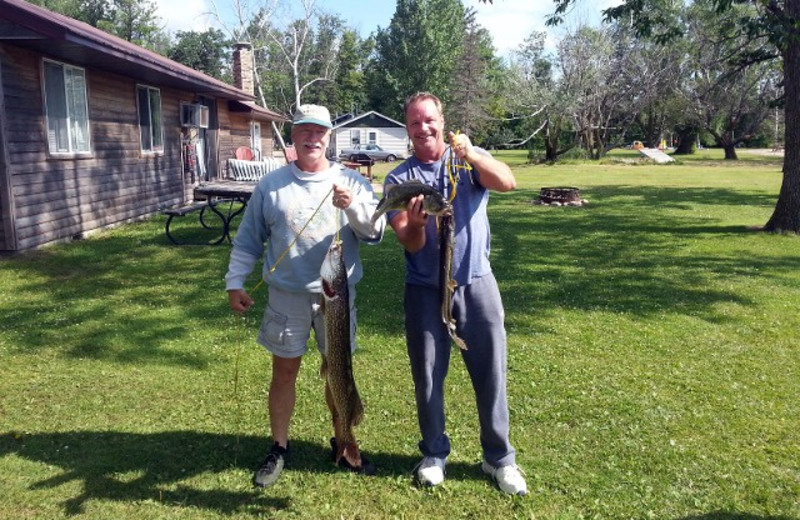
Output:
[{"xmin": 0, "ymin": 57, "xmax": 19, "ymax": 251}]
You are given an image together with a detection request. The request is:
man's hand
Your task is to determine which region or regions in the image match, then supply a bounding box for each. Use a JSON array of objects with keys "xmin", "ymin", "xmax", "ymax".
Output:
[
  {"xmin": 332, "ymin": 183, "xmax": 352, "ymax": 209},
  {"xmin": 228, "ymin": 289, "xmax": 254, "ymax": 314},
  {"xmin": 449, "ymin": 131, "xmax": 476, "ymax": 162},
  {"xmin": 406, "ymin": 194, "xmax": 430, "ymax": 228}
]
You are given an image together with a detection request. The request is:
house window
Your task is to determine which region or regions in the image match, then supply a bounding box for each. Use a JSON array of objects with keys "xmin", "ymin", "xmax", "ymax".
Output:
[
  {"xmin": 368, "ymin": 131, "xmax": 377, "ymax": 145},
  {"xmin": 250, "ymin": 121, "xmax": 262, "ymax": 159},
  {"xmin": 43, "ymin": 60, "xmax": 91, "ymax": 155},
  {"xmin": 137, "ymin": 85, "xmax": 164, "ymax": 153},
  {"xmin": 350, "ymin": 129, "xmax": 360, "ymax": 146}
]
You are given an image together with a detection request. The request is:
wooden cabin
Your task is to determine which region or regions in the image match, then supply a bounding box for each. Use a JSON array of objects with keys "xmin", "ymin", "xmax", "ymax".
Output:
[{"xmin": 0, "ymin": 0, "xmax": 286, "ymax": 252}]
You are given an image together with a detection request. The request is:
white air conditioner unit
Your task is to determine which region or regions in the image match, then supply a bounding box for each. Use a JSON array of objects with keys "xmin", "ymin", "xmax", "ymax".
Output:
[{"xmin": 181, "ymin": 103, "xmax": 209, "ymax": 128}]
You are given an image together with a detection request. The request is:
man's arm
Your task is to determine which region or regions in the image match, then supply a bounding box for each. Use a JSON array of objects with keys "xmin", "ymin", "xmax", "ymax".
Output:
[{"xmin": 450, "ymin": 131, "xmax": 516, "ymax": 192}]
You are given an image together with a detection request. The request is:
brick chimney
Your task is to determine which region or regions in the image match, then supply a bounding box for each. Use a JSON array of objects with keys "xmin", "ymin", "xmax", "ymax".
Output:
[{"xmin": 233, "ymin": 42, "xmax": 254, "ymax": 96}]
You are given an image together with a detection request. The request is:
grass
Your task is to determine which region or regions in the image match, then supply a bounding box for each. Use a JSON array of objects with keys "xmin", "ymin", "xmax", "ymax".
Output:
[{"xmin": 1, "ymin": 149, "xmax": 798, "ymax": 519}]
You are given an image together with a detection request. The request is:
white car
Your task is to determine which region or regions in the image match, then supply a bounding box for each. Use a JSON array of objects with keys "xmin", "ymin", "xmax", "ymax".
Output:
[{"xmin": 338, "ymin": 144, "xmax": 403, "ymax": 162}]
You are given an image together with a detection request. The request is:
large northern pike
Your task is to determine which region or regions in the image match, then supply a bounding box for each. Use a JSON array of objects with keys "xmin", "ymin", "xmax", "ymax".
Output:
[
  {"xmin": 371, "ymin": 179, "xmax": 451, "ymax": 224},
  {"xmin": 320, "ymin": 236, "xmax": 366, "ymax": 470},
  {"xmin": 439, "ymin": 211, "xmax": 468, "ymax": 350}
]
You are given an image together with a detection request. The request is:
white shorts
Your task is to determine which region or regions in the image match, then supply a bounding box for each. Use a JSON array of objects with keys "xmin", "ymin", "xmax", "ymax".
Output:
[{"xmin": 258, "ymin": 285, "xmax": 357, "ymax": 358}]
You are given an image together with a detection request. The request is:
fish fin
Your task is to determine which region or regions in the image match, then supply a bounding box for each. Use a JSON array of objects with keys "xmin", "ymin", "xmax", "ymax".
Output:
[
  {"xmin": 370, "ymin": 199, "xmax": 387, "ymax": 225},
  {"xmin": 447, "ymin": 279, "xmax": 457, "ymax": 292}
]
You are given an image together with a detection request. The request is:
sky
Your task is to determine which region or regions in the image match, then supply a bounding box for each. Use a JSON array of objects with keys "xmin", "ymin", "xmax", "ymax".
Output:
[{"xmin": 155, "ymin": 0, "xmax": 620, "ymax": 59}]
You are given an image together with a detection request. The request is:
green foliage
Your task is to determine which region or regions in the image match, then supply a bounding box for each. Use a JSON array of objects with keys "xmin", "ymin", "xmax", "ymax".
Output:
[
  {"xmin": 318, "ymin": 30, "xmax": 372, "ymax": 115},
  {"xmin": 368, "ymin": 0, "xmax": 467, "ymax": 120},
  {"xmin": 1, "ymin": 152, "xmax": 798, "ymax": 519},
  {"xmin": 98, "ymin": 0, "xmax": 163, "ymax": 50},
  {"xmin": 168, "ymin": 29, "xmax": 232, "ymax": 81},
  {"xmin": 31, "ymin": 0, "xmax": 110, "ymax": 26}
]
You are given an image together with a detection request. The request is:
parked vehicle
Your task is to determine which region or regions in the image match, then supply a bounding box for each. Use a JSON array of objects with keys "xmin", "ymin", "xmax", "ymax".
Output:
[{"xmin": 338, "ymin": 143, "xmax": 403, "ymax": 162}]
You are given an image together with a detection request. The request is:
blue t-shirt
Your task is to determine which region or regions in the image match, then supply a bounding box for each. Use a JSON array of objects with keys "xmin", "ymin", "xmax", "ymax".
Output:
[{"xmin": 384, "ymin": 147, "xmax": 493, "ymax": 288}]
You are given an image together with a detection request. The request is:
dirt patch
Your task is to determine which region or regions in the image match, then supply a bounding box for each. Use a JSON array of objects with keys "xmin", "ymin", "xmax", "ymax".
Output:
[{"xmin": 743, "ymin": 148, "xmax": 784, "ymax": 156}]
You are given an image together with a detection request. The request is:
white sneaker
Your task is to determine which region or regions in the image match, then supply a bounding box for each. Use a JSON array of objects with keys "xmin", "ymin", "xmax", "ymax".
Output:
[
  {"xmin": 416, "ymin": 456, "xmax": 446, "ymax": 486},
  {"xmin": 481, "ymin": 461, "xmax": 527, "ymax": 496}
]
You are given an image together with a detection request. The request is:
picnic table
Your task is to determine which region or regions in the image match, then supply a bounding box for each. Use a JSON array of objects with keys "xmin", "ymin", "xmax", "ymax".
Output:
[
  {"xmin": 341, "ymin": 154, "xmax": 376, "ymax": 182},
  {"xmin": 163, "ymin": 180, "xmax": 256, "ymax": 245}
]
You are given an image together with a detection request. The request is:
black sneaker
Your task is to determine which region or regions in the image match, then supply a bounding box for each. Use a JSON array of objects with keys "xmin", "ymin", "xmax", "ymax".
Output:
[
  {"xmin": 252, "ymin": 442, "xmax": 289, "ymax": 488},
  {"xmin": 329, "ymin": 437, "xmax": 377, "ymax": 476}
]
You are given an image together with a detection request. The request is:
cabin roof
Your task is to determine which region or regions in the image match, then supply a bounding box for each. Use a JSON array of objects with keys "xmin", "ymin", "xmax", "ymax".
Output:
[{"xmin": 0, "ymin": 0, "xmax": 263, "ymax": 102}]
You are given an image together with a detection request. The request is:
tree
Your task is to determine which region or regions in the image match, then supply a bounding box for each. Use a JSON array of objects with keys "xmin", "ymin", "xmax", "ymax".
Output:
[
  {"xmin": 504, "ymin": 32, "xmax": 560, "ymax": 159},
  {"xmin": 98, "ymin": 0, "xmax": 164, "ymax": 50},
  {"xmin": 548, "ymin": 0, "xmax": 800, "ymax": 233},
  {"xmin": 31, "ymin": 0, "xmax": 169, "ymax": 53},
  {"xmin": 309, "ymin": 29, "xmax": 372, "ymax": 116},
  {"xmin": 447, "ymin": 8, "xmax": 501, "ymax": 140},
  {"xmin": 681, "ymin": 0, "xmax": 781, "ymax": 159},
  {"xmin": 554, "ymin": 25, "xmax": 667, "ymax": 159},
  {"xmin": 368, "ymin": 0, "xmax": 467, "ymax": 120},
  {"xmin": 212, "ymin": 0, "xmax": 349, "ymax": 114},
  {"xmin": 168, "ymin": 29, "xmax": 232, "ymax": 81},
  {"xmin": 30, "ymin": 0, "xmax": 110, "ymax": 26}
]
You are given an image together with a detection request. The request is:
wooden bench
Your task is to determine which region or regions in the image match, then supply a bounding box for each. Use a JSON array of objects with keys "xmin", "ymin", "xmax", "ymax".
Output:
[{"xmin": 163, "ymin": 200, "xmax": 233, "ymax": 245}]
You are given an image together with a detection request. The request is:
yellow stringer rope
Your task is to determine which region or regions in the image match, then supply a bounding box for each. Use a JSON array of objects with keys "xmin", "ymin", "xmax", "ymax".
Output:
[{"xmin": 446, "ymin": 130, "xmax": 473, "ymax": 202}]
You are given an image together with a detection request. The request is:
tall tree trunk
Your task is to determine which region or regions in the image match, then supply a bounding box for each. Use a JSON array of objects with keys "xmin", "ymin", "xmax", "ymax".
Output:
[
  {"xmin": 723, "ymin": 144, "xmax": 738, "ymax": 160},
  {"xmin": 673, "ymin": 126, "xmax": 697, "ymax": 155},
  {"xmin": 545, "ymin": 132, "xmax": 559, "ymax": 162},
  {"xmin": 765, "ymin": 15, "xmax": 800, "ymax": 233}
]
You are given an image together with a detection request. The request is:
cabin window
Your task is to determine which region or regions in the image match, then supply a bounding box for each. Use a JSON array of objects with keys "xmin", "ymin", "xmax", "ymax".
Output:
[
  {"xmin": 43, "ymin": 60, "xmax": 91, "ymax": 155},
  {"xmin": 350, "ymin": 129, "xmax": 360, "ymax": 146},
  {"xmin": 368, "ymin": 131, "xmax": 377, "ymax": 145},
  {"xmin": 250, "ymin": 121, "xmax": 262, "ymax": 159},
  {"xmin": 137, "ymin": 85, "xmax": 164, "ymax": 153}
]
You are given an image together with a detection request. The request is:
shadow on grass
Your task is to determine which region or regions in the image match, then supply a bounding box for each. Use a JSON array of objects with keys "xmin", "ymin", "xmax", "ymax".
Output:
[
  {"xmin": 0, "ymin": 216, "xmax": 254, "ymax": 366},
  {"xmin": 677, "ymin": 513, "xmax": 797, "ymax": 520},
  {"xmin": 1, "ymin": 429, "xmax": 462, "ymax": 516},
  {"xmin": 0, "ymin": 184, "xmax": 791, "ymax": 358},
  {"xmin": 481, "ymin": 186, "xmax": 792, "ymax": 326}
]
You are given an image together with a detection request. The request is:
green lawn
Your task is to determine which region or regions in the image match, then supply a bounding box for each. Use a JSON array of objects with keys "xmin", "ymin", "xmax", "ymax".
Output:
[{"xmin": 1, "ymin": 150, "xmax": 798, "ymax": 519}]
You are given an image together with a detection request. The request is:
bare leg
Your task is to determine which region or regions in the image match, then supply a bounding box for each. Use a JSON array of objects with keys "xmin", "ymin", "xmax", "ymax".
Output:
[{"xmin": 269, "ymin": 354, "xmax": 302, "ymax": 447}]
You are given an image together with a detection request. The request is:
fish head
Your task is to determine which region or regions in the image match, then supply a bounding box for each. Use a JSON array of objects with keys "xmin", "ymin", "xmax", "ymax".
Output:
[
  {"xmin": 321, "ymin": 237, "xmax": 345, "ymax": 299},
  {"xmin": 423, "ymin": 193, "xmax": 451, "ymax": 216}
]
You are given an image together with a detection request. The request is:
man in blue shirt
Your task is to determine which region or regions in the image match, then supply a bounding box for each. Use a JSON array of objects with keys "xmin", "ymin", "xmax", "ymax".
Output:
[{"xmin": 383, "ymin": 92, "xmax": 527, "ymax": 496}]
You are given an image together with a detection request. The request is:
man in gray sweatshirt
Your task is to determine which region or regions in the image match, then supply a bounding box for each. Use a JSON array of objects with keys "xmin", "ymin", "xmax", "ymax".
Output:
[{"xmin": 225, "ymin": 104, "xmax": 384, "ymax": 488}]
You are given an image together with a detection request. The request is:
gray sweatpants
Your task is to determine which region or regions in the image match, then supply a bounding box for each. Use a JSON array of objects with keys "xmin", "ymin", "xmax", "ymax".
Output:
[{"xmin": 404, "ymin": 273, "xmax": 516, "ymax": 467}]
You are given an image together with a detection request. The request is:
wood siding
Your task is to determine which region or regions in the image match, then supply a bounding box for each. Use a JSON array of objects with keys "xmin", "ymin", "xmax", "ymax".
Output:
[{"xmin": 1, "ymin": 45, "xmax": 205, "ymax": 251}]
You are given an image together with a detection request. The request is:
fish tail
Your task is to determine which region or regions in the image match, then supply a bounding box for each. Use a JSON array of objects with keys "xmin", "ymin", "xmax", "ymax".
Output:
[
  {"xmin": 335, "ymin": 441, "xmax": 362, "ymax": 469},
  {"xmin": 447, "ymin": 320, "xmax": 468, "ymax": 350}
]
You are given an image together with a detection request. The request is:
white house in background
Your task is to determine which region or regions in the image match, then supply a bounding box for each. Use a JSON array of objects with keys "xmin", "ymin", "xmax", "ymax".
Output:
[{"xmin": 331, "ymin": 111, "xmax": 408, "ymax": 160}]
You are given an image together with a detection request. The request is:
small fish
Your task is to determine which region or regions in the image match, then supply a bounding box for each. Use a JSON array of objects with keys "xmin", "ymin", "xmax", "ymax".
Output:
[
  {"xmin": 371, "ymin": 179, "xmax": 451, "ymax": 224},
  {"xmin": 320, "ymin": 237, "xmax": 366, "ymax": 470},
  {"xmin": 439, "ymin": 212, "xmax": 467, "ymax": 350}
]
